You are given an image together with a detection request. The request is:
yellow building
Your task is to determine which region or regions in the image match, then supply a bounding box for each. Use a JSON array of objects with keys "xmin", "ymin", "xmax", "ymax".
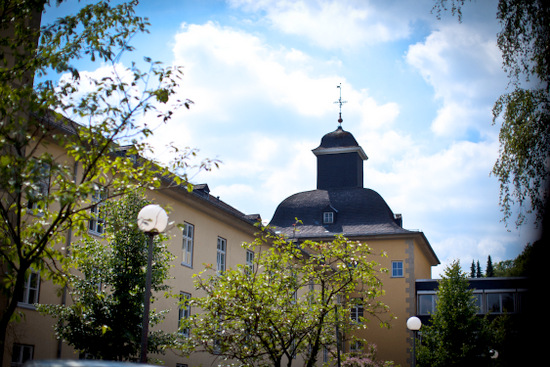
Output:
[
  {"xmin": 1, "ymin": 120, "xmax": 262, "ymax": 367},
  {"xmin": 5, "ymin": 182, "xmax": 262, "ymax": 367},
  {"xmin": 269, "ymin": 122, "xmax": 439, "ymax": 367},
  {"xmin": 4, "ymin": 115, "xmax": 438, "ymax": 367}
]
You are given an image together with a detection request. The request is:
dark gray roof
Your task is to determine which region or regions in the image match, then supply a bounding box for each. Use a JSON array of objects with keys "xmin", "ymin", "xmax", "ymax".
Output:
[
  {"xmin": 269, "ymin": 187, "xmax": 412, "ymax": 239},
  {"xmin": 315, "ymin": 125, "xmax": 359, "ymax": 149},
  {"xmin": 312, "ymin": 126, "xmax": 368, "ymax": 161}
]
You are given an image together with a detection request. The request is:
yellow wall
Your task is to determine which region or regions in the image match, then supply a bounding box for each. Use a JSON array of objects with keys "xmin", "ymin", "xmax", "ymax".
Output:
[
  {"xmin": 3, "ymin": 134, "xmax": 437, "ymax": 367},
  {"xmin": 345, "ymin": 235, "xmax": 435, "ymax": 367},
  {"xmin": 2, "ymin": 139, "xmax": 260, "ymax": 367}
]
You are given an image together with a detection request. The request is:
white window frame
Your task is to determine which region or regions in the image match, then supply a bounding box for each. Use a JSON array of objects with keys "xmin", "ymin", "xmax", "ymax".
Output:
[
  {"xmin": 18, "ymin": 270, "xmax": 40, "ymax": 307},
  {"xmin": 217, "ymin": 237, "xmax": 227, "ymax": 273},
  {"xmin": 88, "ymin": 186, "xmax": 106, "ymax": 235},
  {"xmin": 182, "ymin": 222, "xmax": 194, "ymax": 267},
  {"xmin": 179, "ymin": 292, "xmax": 191, "ymax": 338},
  {"xmin": 350, "ymin": 298, "xmax": 364, "ymax": 323},
  {"xmin": 11, "ymin": 344, "xmax": 34, "ymax": 367},
  {"xmin": 246, "ymin": 249, "xmax": 254, "ymax": 273},
  {"xmin": 391, "ymin": 260, "xmax": 404, "ymax": 278},
  {"xmin": 323, "ymin": 211, "xmax": 334, "ymax": 224}
]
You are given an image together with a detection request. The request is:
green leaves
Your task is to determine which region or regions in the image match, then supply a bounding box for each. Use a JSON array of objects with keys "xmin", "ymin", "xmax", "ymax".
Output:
[
  {"xmin": 0, "ymin": 0, "xmax": 208, "ymax": 361},
  {"xmin": 492, "ymin": 87, "xmax": 549, "ymax": 226},
  {"xmin": 180, "ymin": 230, "xmax": 390, "ymax": 367},
  {"xmin": 416, "ymin": 261, "xmax": 495, "ymax": 367},
  {"xmin": 37, "ymin": 192, "xmax": 175, "ymax": 361}
]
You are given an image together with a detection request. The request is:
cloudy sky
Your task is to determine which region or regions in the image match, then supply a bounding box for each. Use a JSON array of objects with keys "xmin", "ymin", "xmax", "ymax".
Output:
[{"xmin": 43, "ymin": 0, "xmax": 541, "ymax": 277}]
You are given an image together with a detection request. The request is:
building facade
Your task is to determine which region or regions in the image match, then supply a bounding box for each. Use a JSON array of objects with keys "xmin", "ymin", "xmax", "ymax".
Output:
[
  {"xmin": 5, "ymin": 114, "xmax": 441, "ymax": 367},
  {"xmin": 2, "ymin": 121, "xmax": 263, "ymax": 367},
  {"xmin": 269, "ymin": 122, "xmax": 439, "ymax": 367}
]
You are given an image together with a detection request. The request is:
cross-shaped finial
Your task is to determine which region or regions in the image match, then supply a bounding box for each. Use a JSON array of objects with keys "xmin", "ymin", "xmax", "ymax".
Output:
[{"xmin": 334, "ymin": 83, "xmax": 347, "ymax": 126}]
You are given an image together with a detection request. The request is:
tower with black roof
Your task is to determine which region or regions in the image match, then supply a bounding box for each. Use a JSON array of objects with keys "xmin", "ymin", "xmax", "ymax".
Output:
[
  {"xmin": 268, "ymin": 89, "xmax": 439, "ymax": 367},
  {"xmin": 270, "ymin": 115, "xmax": 410, "ymax": 240}
]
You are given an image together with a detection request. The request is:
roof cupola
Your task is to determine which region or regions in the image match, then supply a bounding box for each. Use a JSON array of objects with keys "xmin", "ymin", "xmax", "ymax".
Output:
[{"xmin": 312, "ymin": 85, "xmax": 367, "ymax": 190}]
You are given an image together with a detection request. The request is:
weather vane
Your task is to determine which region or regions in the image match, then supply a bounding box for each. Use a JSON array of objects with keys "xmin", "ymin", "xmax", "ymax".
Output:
[{"xmin": 334, "ymin": 83, "xmax": 347, "ymax": 126}]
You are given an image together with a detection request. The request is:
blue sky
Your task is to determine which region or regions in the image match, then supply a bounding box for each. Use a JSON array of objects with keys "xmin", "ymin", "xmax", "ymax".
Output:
[{"xmin": 42, "ymin": 0, "xmax": 541, "ymax": 277}]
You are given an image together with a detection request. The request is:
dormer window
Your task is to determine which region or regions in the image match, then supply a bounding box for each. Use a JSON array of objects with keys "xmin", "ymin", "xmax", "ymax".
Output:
[{"xmin": 323, "ymin": 211, "xmax": 334, "ymax": 224}]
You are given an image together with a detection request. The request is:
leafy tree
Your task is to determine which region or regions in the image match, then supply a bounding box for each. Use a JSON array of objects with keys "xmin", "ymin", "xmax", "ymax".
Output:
[
  {"xmin": 416, "ymin": 261, "xmax": 494, "ymax": 367},
  {"xmin": 37, "ymin": 192, "xmax": 176, "ymax": 361},
  {"xmin": 0, "ymin": 1, "xmax": 210, "ymax": 362},
  {"xmin": 493, "ymin": 240, "xmax": 538, "ymax": 277},
  {"xmin": 432, "ymin": 0, "xmax": 550, "ymax": 227},
  {"xmin": 179, "ymin": 229, "xmax": 391, "ymax": 367}
]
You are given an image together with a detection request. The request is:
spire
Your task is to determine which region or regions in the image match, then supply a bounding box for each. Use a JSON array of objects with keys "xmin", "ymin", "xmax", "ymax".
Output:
[{"xmin": 334, "ymin": 83, "xmax": 347, "ymax": 127}]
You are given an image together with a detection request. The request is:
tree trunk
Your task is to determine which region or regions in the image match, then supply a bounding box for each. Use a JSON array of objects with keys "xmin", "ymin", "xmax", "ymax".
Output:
[{"xmin": 0, "ymin": 262, "xmax": 31, "ymax": 367}]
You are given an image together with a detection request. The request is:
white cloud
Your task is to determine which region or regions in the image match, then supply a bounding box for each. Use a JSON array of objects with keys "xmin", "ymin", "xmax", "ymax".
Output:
[
  {"xmin": 162, "ymin": 20, "xmax": 421, "ymax": 221},
  {"xmin": 44, "ymin": 0, "xmax": 535, "ymax": 279},
  {"xmin": 171, "ymin": 21, "xmax": 343, "ymax": 121},
  {"xmin": 406, "ymin": 23, "xmax": 507, "ymax": 138},
  {"xmin": 229, "ymin": 0, "xmax": 429, "ymax": 49},
  {"xmin": 373, "ymin": 139, "xmax": 499, "ymax": 215}
]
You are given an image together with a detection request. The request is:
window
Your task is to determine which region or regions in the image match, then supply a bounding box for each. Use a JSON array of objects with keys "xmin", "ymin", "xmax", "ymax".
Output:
[
  {"xmin": 11, "ymin": 344, "xmax": 33, "ymax": 367},
  {"xmin": 473, "ymin": 292, "xmax": 483, "ymax": 314},
  {"xmin": 88, "ymin": 186, "xmax": 106, "ymax": 235},
  {"xmin": 350, "ymin": 299, "xmax": 364, "ymax": 323},
  {"xmin": 27, "ymin": 160, "xmax": 50, "ymax": 214},
  {"xmin": 217, "ymin": 237, "xmax": 226, "ymax": 273},
  {"xmin": 18, "ymin": 270, "xmax": 40, "ymax": 306},
  {"xmin": 179, "ymin": 292, "xmax": 191, "ymax": 338},
  {"xmin": 391, "ymin": 261, "xmax": 404, "ymax": 278},
  {"xmin": 418, "ymin": 291, "xmax": 519, "ymax": 316},
  {"xmin": 182, "ymin": 222, "xmax": 194, "ymax": 267},
  {"xmin": 323, "ymin": 211, "xmax": 334, "ymax": 224},
  {"xmin": 418, "ymin": 293, "xmax": 437, "ymax": 315},
  {"xmin": 486, "ymin": 292, "xmax": 515, "ymax": 314},
  {"xmin": 246, "ymin": 250, "xmax": 254, "ymax": 274},
  {"xmin": 350, "ymin": 340, "xmax": 363, "ymax": 353}
]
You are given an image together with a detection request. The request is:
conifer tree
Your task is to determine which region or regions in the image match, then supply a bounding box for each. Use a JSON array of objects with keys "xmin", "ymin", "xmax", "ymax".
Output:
[
  {"xmin": 486, "ymin": 255, "xmax": 495, "ymax": 277},
  {"xmin": 476, "ymin": 261, "xmax": 482, "ymax": 278}
]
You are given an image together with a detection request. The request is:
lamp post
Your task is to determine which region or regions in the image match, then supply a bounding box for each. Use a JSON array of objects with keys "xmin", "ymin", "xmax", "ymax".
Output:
[
  {"xmin": 137, "ymin": 204, "xmax": 168, "ymax": 364},
  {"xmin": 406, "ymin": 316, "xmax": 422, "ymax": 367}
]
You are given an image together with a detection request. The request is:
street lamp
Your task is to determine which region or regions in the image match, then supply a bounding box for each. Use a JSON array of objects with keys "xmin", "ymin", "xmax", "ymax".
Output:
[
  {"xmin": 407, "ymin": 316, "xmax": 422, "ymax": 367},
  {"xmin": 137, "ymin": 204, "xmax": 168, "ymax": 363}
]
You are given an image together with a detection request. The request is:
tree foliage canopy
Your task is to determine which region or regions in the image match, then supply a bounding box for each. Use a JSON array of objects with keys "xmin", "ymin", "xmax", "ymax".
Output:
[
  {"xmin": 179, "ymin": 229, "xmax": 392, "ymax": 367},
  {"xmin": 37, "ymin": 192, "xmax": 176, "ymax": 361},
  {"xmin": 0, "ymin": 0, "xmax": 213, "ymax": 362},
  {"xmin": 416, "ymin": 261, "xmax": 495, "ymax": 367}
]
